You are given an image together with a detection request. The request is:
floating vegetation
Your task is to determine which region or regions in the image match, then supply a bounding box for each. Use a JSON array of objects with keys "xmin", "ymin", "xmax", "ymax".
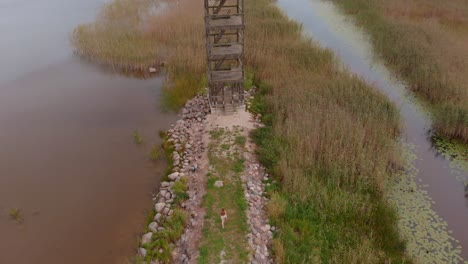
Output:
[
  {"xmin": 387, "ymin": 141, "xmax": 465, "ymax": 263},
  {"xmin": 9, "ymin": 208, "xmax": 23, "ymax": 223},
  {"xmin": 433, "ymin": 135, "xmax": 468, "ymax": 185},
  {"xmin": 149, "ymin": 145, "xmax": 161, "ymax": 161},
  {"xmin": 133, "ymin": 130, "xmax": 143, "ymax": 145}
]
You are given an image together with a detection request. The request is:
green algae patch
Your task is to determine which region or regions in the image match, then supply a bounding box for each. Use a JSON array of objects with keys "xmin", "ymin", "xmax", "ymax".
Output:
[
  {"xmin": 387, "ymin": 141, "xmax": 465, "ymax": 263},
  {"xmin": 433, "ymin": 135, "xmax": 468, "ymax": 185}
]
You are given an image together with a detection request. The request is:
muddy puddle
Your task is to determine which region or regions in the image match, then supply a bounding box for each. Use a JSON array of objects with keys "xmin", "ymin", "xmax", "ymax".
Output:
[
  {"xmin": 276, "ymin": 0, "xmax": 468, "ymax": 262},
  {"xmin": 0, "ymin": 0, "xmax": 176, "ymax": 263}
]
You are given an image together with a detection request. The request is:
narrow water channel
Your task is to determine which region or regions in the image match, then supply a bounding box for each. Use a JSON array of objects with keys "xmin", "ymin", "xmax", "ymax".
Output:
[
  {"xmin": 276, "ymin": 0, "xmax": 468, "ymax": 262},
  {"xmin": 0, "ymin": 1, "xmax": 176, "ymax": 263}
]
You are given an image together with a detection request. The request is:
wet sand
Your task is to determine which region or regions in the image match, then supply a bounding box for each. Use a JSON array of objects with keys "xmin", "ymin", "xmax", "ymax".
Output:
[{"xmin": 0, "ymin": 0, "xmax": 177, "ymax": 263}]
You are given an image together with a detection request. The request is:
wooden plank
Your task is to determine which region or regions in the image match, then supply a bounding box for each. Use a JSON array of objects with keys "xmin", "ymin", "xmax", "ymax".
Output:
[
  {"xmin": 207, "ymin": 16, "xmax": 244, "ymax": 30},
  {"xmin": 210, "ymin": 69, "xmax": 243, "ymax": 82},
  {"xmin": 209, "ymin": 43, "xmax": 243, "ymax": 60}
]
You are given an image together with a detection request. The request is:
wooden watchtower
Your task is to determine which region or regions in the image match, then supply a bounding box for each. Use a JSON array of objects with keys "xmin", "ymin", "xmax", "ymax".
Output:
[{"xmin": 204, "ymin": 0, "xmax": 245, "ymax": 111}]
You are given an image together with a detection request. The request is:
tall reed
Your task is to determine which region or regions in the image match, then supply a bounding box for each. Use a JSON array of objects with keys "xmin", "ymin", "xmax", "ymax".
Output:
[{"xmin": 331, "ymin": 0, "xmax": 468, "ymax": 143}]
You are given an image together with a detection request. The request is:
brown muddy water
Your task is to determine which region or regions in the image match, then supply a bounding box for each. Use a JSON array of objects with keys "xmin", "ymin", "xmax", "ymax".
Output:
[
  {"xmin": 0, "ymin": 1, "xmax": 176, "ymax": 264},
  {"xmin": 277, "ymin": 0, "xmax": 468, "ymax": 262}
]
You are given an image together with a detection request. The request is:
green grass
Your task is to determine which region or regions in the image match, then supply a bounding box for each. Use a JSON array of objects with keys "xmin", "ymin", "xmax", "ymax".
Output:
[
  {"xmin": 198, "ymin": 129, "xmax": 249, "ymax": 264},
  {"xmin": 234, "ymin": 135, "xmax": 247, "ymax": 147}
]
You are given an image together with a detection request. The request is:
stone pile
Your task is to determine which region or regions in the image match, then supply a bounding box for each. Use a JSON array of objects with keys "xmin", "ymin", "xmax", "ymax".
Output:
[
  {"xmin": 243, "ymin": 157, "xmax": 274, "ymax": 264},
  {"xmin": 138, "ymin": 95, "xmax": 209, "ymax": 263}
]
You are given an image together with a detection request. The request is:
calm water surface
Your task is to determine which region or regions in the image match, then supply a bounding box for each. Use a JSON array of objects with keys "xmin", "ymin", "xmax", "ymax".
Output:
[
  {"xmin": 277, "ymin": 0, "xmax": 468, "ymax": 261},
  {"xmin": 0, "ymin": 0, "xmax": 176, "ymax": 263}
]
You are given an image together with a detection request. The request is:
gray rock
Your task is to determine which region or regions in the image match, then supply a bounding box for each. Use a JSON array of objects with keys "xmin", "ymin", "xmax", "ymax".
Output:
[
  {"xmin": 214, "ymin": 181, "xmax": 224, "ymax": 188},
  {"xmin": 149, "ymin": 222, "xmax": 158, "ymax": 233},
  {"xmin": 154, "ymin": 213, "xmax": 162, "ymax": 222},
  {"xmin": 163, "ymin": 207, "xmax": 170, "ymax": 215},
  {"xmin": 155, "ymin": 203, "xmax": 165, "ymax": 213},
  {"xmin": 139, "ymin": 247, "xmax": 147, "ymax": 257},
  {"xmin": 141, "ymin": 232, "xmax": 153, "ymax": 245},
  {"xmin": 262, "ymin": 224, "xmax": 271, "ymax": 232},
  {"xmin": 168, "ymin": 172, "xmax": 179, "ymax": 181},
  {"xmin": 161, "ymin": 181, "xmax": 170, "ymax": 188}
]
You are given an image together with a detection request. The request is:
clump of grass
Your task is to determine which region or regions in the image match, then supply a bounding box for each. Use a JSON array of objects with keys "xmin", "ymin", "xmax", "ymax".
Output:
[
  {"xmin": 266, "ymin": 192, "xmax": 287, "ymax": 221},
  {"xmin": 142, "ymin": 208, "xmax": 188, "ymax": 262},
  {"xmin": 231, "ymin": 157, "xmax": 245, "ymax": 173},
  {"xmin": 149, "ymin": 145, "xmax": 161, "ymax": 161},
  {"xmin": 133, "ymin": 130, "xmax": 143, "ymax": 145},
  {"xmin": 9, "ymin": 208, "xmax": 22, "ymax": 223},
  {"xmin": 209, "ymin": 128, "xmax": 224, "ymax": 140},
  {"xmin": 271, "ymin": 238, "xmax": 285, "ymax": 264},
  {"xmin": 331, "ymin": 0, "xmax": 468, "ymax": 143},
  {"xmin": 172, "ymin": 177, "xmax": 189, "ymax": 204},
  {"xmin": 234, "ymin": 135, "xmax": 246, "ymax": 147}
]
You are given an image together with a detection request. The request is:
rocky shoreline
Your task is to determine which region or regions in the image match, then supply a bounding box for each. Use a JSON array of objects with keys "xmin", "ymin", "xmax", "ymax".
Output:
[{"xmin": 137, "ymin": 93, "xmax": 274, "ymax": 263}]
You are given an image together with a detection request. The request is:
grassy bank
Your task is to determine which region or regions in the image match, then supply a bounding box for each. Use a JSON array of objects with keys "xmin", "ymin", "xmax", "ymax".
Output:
[
  {"xmin": 330, "ymin": 0, "xmax": 468, "ymax": 143},
  {"xmin": 74, "ymin": 0, "xmax": 409, "ymax": 262},
  {"xmin": 135, "ymin": 135, "xmax": 189, "ymax": 264}
]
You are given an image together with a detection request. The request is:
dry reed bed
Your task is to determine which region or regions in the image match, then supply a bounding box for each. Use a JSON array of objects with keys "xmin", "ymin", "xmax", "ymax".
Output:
[
  {"xmin": 72, "ymin": 0, "xmax": 409, "ymax": 262},
  {"xmin": 72, "ymin": 0, "xmax": 206, "ymax": 109},
  {"xmin": 332, "ymin": 0, "xmax": 468, "ymax": 143}
]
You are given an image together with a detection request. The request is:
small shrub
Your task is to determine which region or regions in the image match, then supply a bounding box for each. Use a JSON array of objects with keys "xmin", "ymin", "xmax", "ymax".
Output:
[{"xmin": 267, "ymin": 193, "xmax": 287, "ymax": 220}]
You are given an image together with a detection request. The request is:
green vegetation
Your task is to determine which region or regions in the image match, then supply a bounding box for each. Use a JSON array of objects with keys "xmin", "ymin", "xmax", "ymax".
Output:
[
  {"xmin": 134, "ymin": 136, "xmax": 189, "ymax": 264},
  {"xmin": 133, "ymin": 130, "xmax": 143, "ymax": 145},
  {"xmin": 9, "ymin": 208, "xmax": 22, "ymax": 223},
  {"xmin": 149, "ymin": 145, "xmax": 161, "ymax": 161},
  {"xmin": 198, "ymin": 128, "xmax": 249, "ymax": 264},
  {"xmin": 139, "ymin": 208, "xmax": 188, "ymax": 263},
  {"xmin": 331, "ymin": 0, "xmax": 468, "ymax": 143},
  {"xmin": 234, "ymin": 135, "xmax": 246, "ymax": 147}
]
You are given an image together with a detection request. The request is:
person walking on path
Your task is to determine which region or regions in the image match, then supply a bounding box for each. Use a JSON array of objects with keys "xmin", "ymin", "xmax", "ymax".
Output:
[{"xmin": 220, "ymin": 208, "xmax": 228, "ymax": 229}]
